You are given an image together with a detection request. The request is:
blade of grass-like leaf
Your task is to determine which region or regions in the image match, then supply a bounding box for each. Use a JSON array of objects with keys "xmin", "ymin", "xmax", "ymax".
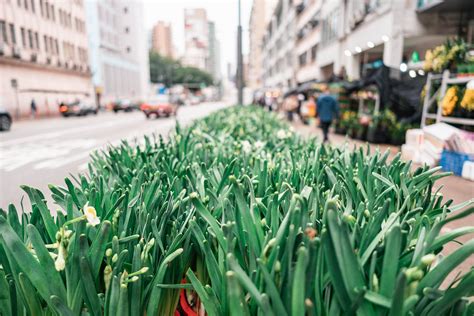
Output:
[
  {"xmin": 26, "ymin": 224, "xmax": 67, "ymax": 301},
  {"xmin": 388, "ymin": 271, "xmax": 407, "ymax": 316},
  {"xmin": 0, "ymin": 270, "xmax": 11, "ymax": 316},
  {"xmin": 186, "ymin": 269, "xmax": 219, "ymax": 316},
  {"xmin": 146, "ymin": 248, "xmax": 184, "ymax": 316},
  {"xmin": 88, "ymin": 221, "xmax": 111, "ymax": 279},
  {"xmin": 380, "ymin": 225, "xmax": 402, "ymax": 298},
  {"xmin": 417, "ymin": 239, "xmax": 474, "ymax": 293},
  {"xmin": 79, "ymin": 256, "xmax": 101, "ymax": 316},
  {"xmin": 226, "ymin": 271, "xmax": 250, "ymax": 316},
  {"xmin": 18, "ymin": 273, "xmax": 43, "ymax": 315},
  {"xmin": 0, "ymin": 217, "xmax": 56, "ymax": 307},
  {"xmin": 292, "ymin": 247, "xmax": 309, "ymax": 316}
]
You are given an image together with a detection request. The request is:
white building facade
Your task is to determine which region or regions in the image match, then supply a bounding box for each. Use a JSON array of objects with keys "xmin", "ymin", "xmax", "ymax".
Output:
[
  {"xmin": 262, "ymin": 0, "xmax": 297, "ymax": 92},
  {"xmin": 85, "ymin": 0, "xmax": 149, "ymax": 105},
  {"xmin": 207, "ymin": 21, "xmax": 221, "ymax": 82},
  {"xmin": 248, "ymin": 0, "xmax": 277, "ymax": 89},
  {"xmin": 264, "ymin": 0, "xmax": 471, "ymax": 88},
  {"xmin": 0, "ymin": 0, "xmax": 92, "ymax": 118},
  {"xmin": 183, "ymin": 8, "xmax": 208, "ymax": 71}
]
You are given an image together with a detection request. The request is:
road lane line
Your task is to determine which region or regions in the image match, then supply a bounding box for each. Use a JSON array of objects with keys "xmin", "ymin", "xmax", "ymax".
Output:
[{"xmin": 0, "ymin": 116, "xmax": 143, "ymax": 146}]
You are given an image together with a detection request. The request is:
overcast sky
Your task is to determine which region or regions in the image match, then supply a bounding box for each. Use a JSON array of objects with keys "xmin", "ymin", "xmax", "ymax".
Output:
[{"xmin": 143, "ymin": 0, "xmax": 253, "ymax": 76}]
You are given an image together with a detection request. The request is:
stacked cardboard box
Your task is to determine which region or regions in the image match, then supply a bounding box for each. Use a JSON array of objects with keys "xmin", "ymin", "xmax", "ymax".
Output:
[{"xmin": 402, "ymin": 123, "xmax": 474, "ymax": 180}]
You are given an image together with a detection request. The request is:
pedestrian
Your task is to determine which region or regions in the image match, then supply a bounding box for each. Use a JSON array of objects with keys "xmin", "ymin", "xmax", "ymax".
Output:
[
  {"xmin": 30, "ymin": 99, "xmax": 37, "ymax": 118},
  {"xmin": 316, "ymin": 86, "xmax": 339, "ymax": 143}
]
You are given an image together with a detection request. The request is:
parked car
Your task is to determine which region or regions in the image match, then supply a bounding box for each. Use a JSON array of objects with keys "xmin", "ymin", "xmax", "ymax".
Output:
[
  {"xmin": 59, "ymin": 100, "xmax": 98, "ymax": 117},
  {"xmin": 111, "ymin": 99, "xmax": 138, "ymax": 112},
  {"xmin": 140, "ymin": 95, "xmax": 177, "ymax": 118},
  {"xmin": 0, "ymin": 106, "xmax": 12, "ymax": 131}
]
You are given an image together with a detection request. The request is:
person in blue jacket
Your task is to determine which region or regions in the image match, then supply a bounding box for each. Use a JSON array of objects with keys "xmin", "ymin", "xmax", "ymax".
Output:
[{"xmin": 316, "ymin": 86, "xmax": 339, "ymax": 143}]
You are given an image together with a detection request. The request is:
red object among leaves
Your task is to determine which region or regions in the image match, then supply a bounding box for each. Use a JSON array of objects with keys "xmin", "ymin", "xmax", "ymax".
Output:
[{"xmin": 176, "ymin": 279, "xmax": 198, "ymax": 316}]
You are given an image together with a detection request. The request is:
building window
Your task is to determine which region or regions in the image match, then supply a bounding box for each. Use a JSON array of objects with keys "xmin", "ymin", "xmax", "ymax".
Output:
[
  {"xmin": 30, "ymin": 0, "xmax": 35, "ymax": 12},
  {"xmin": 311, "ymin": 44, "xmax": 317, "ymax": 61},
  {"xmin": 45, "ymin": 2, "xmax": 49, "ymax": 19},
  {"xmin": 54, "ymin": 39, "xmax": 59, "ymax": 55},
  {"xmin": 50, "ymin": 5, "xmax": 55, "ymax": 21},
  {"xmin": 34, "ymin": 32, "xmax": 39, "ymax": 50},
  {"xmin": 17, "ymin": 0, "xmax": 21, "ymax": 7},
  {"xmin": 123, "ymin": 6, "xmax": 128, "ymax": 13},
  {"xmin": 126, "ymin": 46, "xmax": 131, "ymax": 53},
  {"xmin": 322, "ymin": 9, "xmax": 338, "ymax": 45},
  {"xmin": 39, "ymin": 0, "xmax": 43, "ymax": 16},
  {"xmin": 299, "ymin": 52, "xmax": 307, "ymax": 66},
  {"xmin": 125, "ymin": 27, "xmax": 129, "ymax": 33},
  {"xmin": 23, "ymin": 0, "xmax": 28, "ymax": 10},
  {"xmin": 0, "ymin": 21, "xmax": 7, "ymax": 44},
  {"xmin": 44, "ymin": 34, "xmax": 48, "ymax": 52},
  {"xmin": 21, "ymin": 27, "xmax": 26, "ymax": 46},
  {"xmin": 28, "ymin": 29, "xmax": 33, "ymax": 48},
  {"xmin": 9, "ymin": 24, "xmax": 16, "ymax": 45}
]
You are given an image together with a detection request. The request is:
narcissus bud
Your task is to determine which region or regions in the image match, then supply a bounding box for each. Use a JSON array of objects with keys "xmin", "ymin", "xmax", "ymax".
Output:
[{"xmin": 421, "ymin": 254, "xmax": 436, "ymax": 267}]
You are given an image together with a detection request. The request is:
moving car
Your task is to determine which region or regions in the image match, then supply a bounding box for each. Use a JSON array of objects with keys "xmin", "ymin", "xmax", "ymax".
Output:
[
  {"xmin": 111, "ymin": 99, "xmax": 138, "ymax": 113},
  {"xmin": 59, "ymin": 100, "xmax": 98, "ymax": 117},
  {"xmin": 140, "ymin": 95, "xmax": 177, "ymax": 118},
  {"xmin": 0, "ymin": 106, "xmax": 12, "ymax": 131}
]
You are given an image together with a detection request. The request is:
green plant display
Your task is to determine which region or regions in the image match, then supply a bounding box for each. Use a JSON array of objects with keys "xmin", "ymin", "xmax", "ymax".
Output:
[{"xmin": 0, "ymin": 106, "xmax": 473, "ymax": 315}]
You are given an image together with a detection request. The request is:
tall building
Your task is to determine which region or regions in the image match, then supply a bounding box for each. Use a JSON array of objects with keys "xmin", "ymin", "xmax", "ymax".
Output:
[
  {"xmin": 291, "ymin": 0, "xmax": 473, "ymax": 84},
  {"xmin": 248, "ymin": 0, "xmax": 277, "ymax": 89},
  {"xmin": 85, "ymin": 0, "xmax": 149, "ymax": 104},
  {"xmin": 151, "ymin": 21, "xmax": 173, "ymax": 58},
  {"xmin": 183, "ymin": 8, "xmax": 208, "ymax": 71},
  {"xmin": 261, "ymin": 0, "xmax": 297, "ymax": 91},
  {"xmin": 207, "ymin": 21, "xmax": 221, "ymax": 82},
  {"xmin": 0, "ymin": 0, "xmax": 93, "ymax": 118}
]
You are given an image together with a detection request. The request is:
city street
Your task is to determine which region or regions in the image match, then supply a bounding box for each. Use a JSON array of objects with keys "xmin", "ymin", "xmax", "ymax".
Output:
[{"xmin": 0, "ymin": 102, "xmax": 229, "ymax": 209}]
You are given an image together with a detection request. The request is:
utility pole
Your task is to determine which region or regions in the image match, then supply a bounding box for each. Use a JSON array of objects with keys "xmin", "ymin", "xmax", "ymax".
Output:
[{"xmin": 237, "ymin": 0, "xmax": 244, "ymax": 105}]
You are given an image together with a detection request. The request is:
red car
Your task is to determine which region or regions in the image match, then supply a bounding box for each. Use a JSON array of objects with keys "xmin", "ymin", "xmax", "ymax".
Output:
[{"xmin": 140, "ymin": 95, "xmax": 177, "ymax": 118}]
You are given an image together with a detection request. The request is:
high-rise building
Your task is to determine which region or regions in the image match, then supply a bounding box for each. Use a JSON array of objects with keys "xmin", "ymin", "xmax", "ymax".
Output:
[
  {"xmin": 151, "ymin": 21, "xmax": 173, "ymax": 58},
  {"xmin": 248, "ymin": 0, "xmax": 277, "ymax": 89},
  {"xmin": 0, "ymin": 0, "xmax": 93, "ymax": 118},
  {"xmin": 85, "ymin": 0, "xmax": 149, "ymax": 104},
  {"xmin": 261, "ymin": 0, "xmax": 297, "ymax": 91},
  {"xmin": 183, "ymin": 8, "xmax": 208, "ymax": 71},
  {"xmin": 207, "ymin": 21, "xmax": 221, "ymax": 82},
  {"xmin": 292, "ymin": 0, "xmax": 472, "ymax": 84}
]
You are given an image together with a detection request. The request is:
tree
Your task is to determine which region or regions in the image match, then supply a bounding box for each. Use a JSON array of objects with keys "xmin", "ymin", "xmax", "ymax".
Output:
[{"xmin": 149, "ymin": 52, "xmax": 214, "ymax": 87}]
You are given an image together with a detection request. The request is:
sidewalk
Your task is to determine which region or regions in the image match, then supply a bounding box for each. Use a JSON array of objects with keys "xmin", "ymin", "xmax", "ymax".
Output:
[{"xmin": 291, "ymin": 120, "xmax": 474, "ymax": 282}]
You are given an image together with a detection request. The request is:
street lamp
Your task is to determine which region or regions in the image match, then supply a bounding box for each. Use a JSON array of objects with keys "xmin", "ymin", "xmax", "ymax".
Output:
[{"xmin": 237, "ymin": 0, "xmax": 244, "ymax": 105}]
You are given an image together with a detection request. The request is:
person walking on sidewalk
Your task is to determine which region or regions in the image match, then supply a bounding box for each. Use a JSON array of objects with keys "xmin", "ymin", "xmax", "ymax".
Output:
[
  {"xmin": 30, "ymin": 99, "xmax": 37, "ymax": 118},
  {"xmin": 316, "ymin": 86, "xmax": 339, "ymax": 143}
]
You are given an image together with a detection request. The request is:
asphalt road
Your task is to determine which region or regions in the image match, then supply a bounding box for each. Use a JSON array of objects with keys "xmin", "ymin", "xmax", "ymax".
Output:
[{"xmin": 0, "ymin": 102, "xmax": 230, "ymax": 210}]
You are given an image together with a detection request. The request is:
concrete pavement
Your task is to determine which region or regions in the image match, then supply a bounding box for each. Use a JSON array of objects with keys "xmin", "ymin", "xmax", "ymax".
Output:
[{"xmin": 0, "ymin": 102, "xmax": 230, "ymax": 209}]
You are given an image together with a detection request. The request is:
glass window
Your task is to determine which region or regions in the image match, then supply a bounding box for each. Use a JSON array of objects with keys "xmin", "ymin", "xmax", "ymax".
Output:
[
  {"xmin": 45, "ymin": 2, "xmax": 49, "ymax": 19},
  {"xmin": 311, "ymin": 44, "xmax": 317, "ymax": 61},
  {"xmin": 24, "ymin": 0, "xmax": 28, "ymax": 10},
  {"xmin": 34, "ymin": 32, "xmax": 39, "ymax": 50},
  {"xmin": 299, "ymin": 52, "xmax": 307, "ymax": 66},
  {"xmin": 28, "ymin": 30, "xmax": 33, "ymax": 48},
  {"xmin": 0, "ymin": 21, "xmax": 7, "ymax": 44},
  {"xmin": 44, "ymin": 35, "xmax": 48, "ymax": 52},
  {"xmin": 51, "ymin": 5, "xmax": 55, "ymax": 21},
  {"xmin": 9, "ymin": 24, "xmax": 16, "ymax": 45},
  {"xmin": 39, "ymin": 0, "xmax": 43, "ymax": 15},
  {"xmin": 54, "ymin": 39, "xmax": 59, "ymax": 54},
  {"xmin": 31, "ymin": 0, "xmax": 35, "ymax": 12},
  {"xmin": 21, "ymin": 27, "xmax": 26, "ymax": 46}
]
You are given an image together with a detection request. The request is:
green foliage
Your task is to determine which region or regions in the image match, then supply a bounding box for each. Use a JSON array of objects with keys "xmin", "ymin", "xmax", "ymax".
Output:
[
  {"xmin": 149, "ymin": 52, "xmax": 214, "ymax": 87},
  {"xmin": 0, "ymin": 106, "xmax": 473, "ymax": 315}
]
